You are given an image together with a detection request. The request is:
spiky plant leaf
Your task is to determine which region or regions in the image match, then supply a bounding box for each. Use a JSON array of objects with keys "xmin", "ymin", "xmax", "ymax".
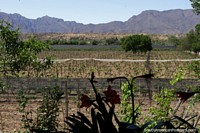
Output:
[
  {"xmin": 75, "ymin": 112, "xmax": 93, "ymax": 127},
  {"xmin": 91, "ymin": 108, "xmax": 98, "ymax": 133},
  {"xmin": 96, "ymin": 112, "xmax": 106, "ymax": 133},
  {"xmin": 140, "ymin": 121, "xmax": 154, "ymax": 132},
  {"xmin": 66, "ymin": 116, "xmax": 93, "ymax": 133},
  {"xmin": 173, "ymin": 115, "xmax": 196, "ymax": 129}
]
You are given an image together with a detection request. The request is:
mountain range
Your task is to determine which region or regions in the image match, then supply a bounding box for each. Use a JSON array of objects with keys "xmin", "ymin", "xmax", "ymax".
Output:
[{"xmin": 0, "ymin": 9, "xmax": 200, "ymax": 34}]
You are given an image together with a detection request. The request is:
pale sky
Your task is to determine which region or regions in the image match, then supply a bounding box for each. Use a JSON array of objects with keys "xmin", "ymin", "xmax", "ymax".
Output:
[{"xmin": 0, "ymin": 0, "xmax": 193, "ymax": 24}]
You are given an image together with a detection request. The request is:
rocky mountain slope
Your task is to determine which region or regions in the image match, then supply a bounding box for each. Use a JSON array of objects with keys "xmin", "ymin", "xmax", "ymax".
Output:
[{"xmin": 0, "ymin": 9, "xmax": 200, "ymax": 34}]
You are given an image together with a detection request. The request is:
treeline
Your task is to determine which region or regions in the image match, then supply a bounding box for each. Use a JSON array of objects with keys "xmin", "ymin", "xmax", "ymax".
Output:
[
  {"xmin": 44, "ymin": 32, "xmax": 200, "ymax": 53},
  {"xmin": 152, "ymin": 24, "xmax": 200, "ymax": 54},
  {"xmin": 45, "ymin": 37, "xmax": 120, "ymax": 46},
  {"xmin": 28, "ymin": 23, "xmax": 200, "ymax": 54}
]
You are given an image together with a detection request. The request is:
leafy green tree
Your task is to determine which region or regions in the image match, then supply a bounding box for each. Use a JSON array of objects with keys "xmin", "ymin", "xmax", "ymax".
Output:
[
  {"xmin": 189, "ymin": 0, "xmax": 200, "ymax": 54},
  {"xmin": 167, "ymin": 35, "xmax": 180, "ymax": 46},
  {"xmin": 195, "ymin": 23, "xmax": 200, "ymax": 34},
  {"xmin": 181, "ymin": 24, "xmax": 200, "ymax": 54},
  {"xmin": 181, "ymin": 30, "xmax": 196, "ymax": 50},
  {"xmin": 105, "ymin": 37, "xmax": 120, "ymax": 45},
  {"xmin": 0, "ymin": 20, "xmax": 52, "ymax": 77},
  {"xmin": 120, "ymin": 34, "xmax": 152, "ymax": 53},
  {"xmin": 191, "ymin": 42, "xmax": 200, "ymax": 53},
  {"xmin": 190, "ymin": 24, "xmax": 200, "ymax": 54},
  {"xmin": 187, "ymin": 29, "xmax": 197, "ymax": 44},
  {"xmin": 191, "ymin": 0, "xmax": 200, "ymax": 14}
]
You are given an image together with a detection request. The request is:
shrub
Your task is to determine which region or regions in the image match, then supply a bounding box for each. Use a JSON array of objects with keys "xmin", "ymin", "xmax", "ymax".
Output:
[
  {"xmin": 19, "ymin": 86, "xmax": 64, "ymax": 132},
  {"xmin": 120, "ymin": 34, "xmax": 152, "ymax": 53}
]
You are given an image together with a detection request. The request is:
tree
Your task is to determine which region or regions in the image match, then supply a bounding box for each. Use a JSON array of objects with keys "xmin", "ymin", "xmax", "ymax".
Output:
[
  {"xmin": 181, "ymin": 24, "xmax": 200, "ymax": 54},
  {"xmin": 191, "ymin": 42, "xmax": 200, "ymax": 54},
  {"xmin": 167, "ymin": 35, "xmax": 180, "ymax": 47},
  {"xmin": 120, "ymin": 34, "xmax": 152, "ymax": 53},
  {"xmin": 194, "ymin": 25, "xmax": 200, "ymax": 53},
  {"xmin": 190, "ymin": 24, "xmax": 200, "ymax": 54},
  {"xmin": 190, "ymin": 0, "xmax": 200, "ymax": 14},
  {"xmin": 0, "ymin": 20, "xmax": 52, "ymax": 77},
  {"xmin": 189, "ymin": 1, "xmax": 200, "ymax": 54}
]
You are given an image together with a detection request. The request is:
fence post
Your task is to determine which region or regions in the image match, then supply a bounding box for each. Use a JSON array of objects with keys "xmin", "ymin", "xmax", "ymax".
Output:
[
  {"xmin": 64, "ymin": 81, "xmax": 69, "ymax": 118},
  {"xmin": 77, "ymin": 79, "xmax": 80, "ymax": 112}
]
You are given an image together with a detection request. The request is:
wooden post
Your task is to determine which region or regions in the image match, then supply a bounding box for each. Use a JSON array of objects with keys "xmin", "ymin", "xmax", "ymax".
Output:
[
  {"xmin": 64, "ymin": 81, "xmax": 69, "ymax": 118},
  {"xmin": 77, "ymin": 79, "xmax": 80, "ymax": 112}
]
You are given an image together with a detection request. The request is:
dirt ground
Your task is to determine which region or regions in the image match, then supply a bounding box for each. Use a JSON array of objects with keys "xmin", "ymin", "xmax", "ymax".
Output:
[
  {"xmin": 0, "ymin": 94, "xmax": 199, "ymax": 132},
  {"xmin": 0, "ymin": 94, "xmax": 93, "ymax": 132}
]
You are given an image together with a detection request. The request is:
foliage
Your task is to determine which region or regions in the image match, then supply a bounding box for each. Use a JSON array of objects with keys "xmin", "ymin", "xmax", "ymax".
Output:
[
  {"xmin": 16, "ymin": 89, "xmax": 34, "ymax": 113},
  {"xmin": 145, "ymin": 69, "xmax": 199, "ymax": 131},
  {"xmin": 0, "ymin": 20, "xmax": 53, "ymax": 76},
  {"xmin": 0, "ymin": 81, "xmax": 8, "ymax": 93},
  {"xmin": 46, "ymin": 37, "xmax": 120, "ymax": 46},
  {"xmin": 167, "ymin": 35, "xmax": 180, "ymax": 47},
  {"xmin": 120, "ymin": 81, "xmax": 140, "ymax": 124},
  {"xmin": 181, "ymin": 24, "xmax": 200, "ymax": 53},
  {"xmin": 120, "ymin": 34, "xmax": 152, "ymax": 53},
  {"xmin": 188, "ymin": 61, "xmax": 200, "ymax": 105},
  {"xmin": 152, "ymin": 70, "xmax": 183, "ymax": 120},
  {"xmin": 191, "ymin": 0, "xmax": 200, "ymax": 14},
  {"xmin": 66, "ymin": 73, "xmax": 153, "ymax": 133},
  {"xmin": 66, "ymin": 73, "xmax": 121, "ymax": 133},
  {"xmin": 170, "ymin": 69, "xmax": 185, "ymax": 86},
  {"xmin": 105, "ymin": 37, "xmax": 120, "ymax": 45},
  {"xmin": 66, "ymin": 72, "xmax": 199, "ymax": 133},
  {"xmin": 152, "ymin": 35, "xmax": 181, "ymax": 47},
  {"xmin": 20, "ymin": 86, "xmax": 64, "ymax": 132},
  {"xmin": 149, "ymin": 88, "xmax": 175, "ymax": 122},
  {"xmin": 189, "ymin": 61, "xmax": 200, "ymax": 79},
  {"xmin": 191, "ymin": 42, "xmax": 200, "ymax": 54}
]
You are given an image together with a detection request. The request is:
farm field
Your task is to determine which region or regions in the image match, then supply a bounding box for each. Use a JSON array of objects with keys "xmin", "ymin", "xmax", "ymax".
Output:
[
  {"xmin": 0, "ymin": 49, "xmax": 199, "ymax": 132},
  {"xmin": 37, "ymin": 50, "xmax": 200, "ymax": 79},
  {"xmin": 1, "ymin": 4, "xmax": 200, "ymax": 131},
  {"xmin": 0, "ymin": 92, "xmax": 200, "ymax": 132}
]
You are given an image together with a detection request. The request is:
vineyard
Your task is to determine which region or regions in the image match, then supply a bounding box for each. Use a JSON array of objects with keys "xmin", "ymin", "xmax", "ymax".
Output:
[
  {"xmin": 0, "ymin": 49, "xmax": 200, "ymax": 132},
  {"xmin": 0, "ymin": 8, "xmax": 200, "ymax": 131},
  {"xmin": 36, "ymin": 50, "xmax": 200, "ymax": 79}
]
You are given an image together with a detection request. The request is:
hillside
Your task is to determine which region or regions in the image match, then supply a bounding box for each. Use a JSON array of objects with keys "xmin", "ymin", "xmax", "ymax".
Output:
[{"xmin": 0, "ymin": 9, "xmax": 200, "ymax": 34}]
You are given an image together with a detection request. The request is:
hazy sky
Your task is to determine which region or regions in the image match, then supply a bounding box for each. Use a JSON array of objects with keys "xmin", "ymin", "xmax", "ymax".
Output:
[{"xmin": 0, "ymin": 0, "xmax": 193, "ymax": 24}]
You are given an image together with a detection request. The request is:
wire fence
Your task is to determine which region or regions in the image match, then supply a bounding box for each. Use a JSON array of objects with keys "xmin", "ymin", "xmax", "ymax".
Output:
[
  {"xmin": 52, "ymin": 58, "xmax": 200, "ymax": 63},
  {"xmin": 0, "ymin": 77, "xmax": 199, "ymax": 131},
  {"xmin": 0, "ymin": 76, "xmax": 199, "ymax": 113},
  {"xmin": 1, "ymin": 77, "xmax": 199, "ymax": 116},
  {"xmin": 1, "ymin": 77, "xmax": 199, "ymax": 94}
]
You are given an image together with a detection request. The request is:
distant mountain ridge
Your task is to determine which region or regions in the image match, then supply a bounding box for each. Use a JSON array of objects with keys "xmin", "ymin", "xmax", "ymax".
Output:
[{"xmin": 0, "ymin": 9, "xmax": 200, "ymax": 34}]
